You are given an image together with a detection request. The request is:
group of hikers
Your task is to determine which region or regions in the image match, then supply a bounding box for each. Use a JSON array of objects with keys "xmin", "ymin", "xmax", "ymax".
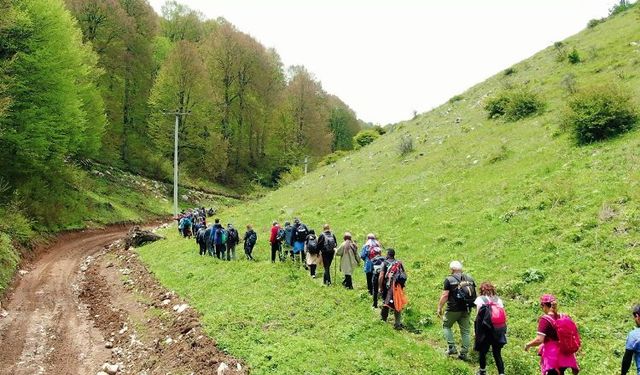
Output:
[{"xmin": 172, "ymin": 215, "xmax": 640, "ymax": 375}]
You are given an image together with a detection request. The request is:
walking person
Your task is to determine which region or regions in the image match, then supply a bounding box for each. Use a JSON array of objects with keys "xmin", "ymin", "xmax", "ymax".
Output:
[
  {"xmin": 336, "ymin": 232, "xmax": 360, "ymax": 289},
  {"xmin": 378, "ymin": 248, "xmax": 407, "ymax": 330},
  {"xmin": 211, "ymin": 218, "xmax": 226, "ymax": 259},
  {"xmin": 437, "ymin": 260, "xmax": 476, "ymax": 361},
  {"xmin": 474, "ymin": 282, "xmax": 507, "ymax": 375},
  {"xmin": 225, "ymin": 223, "xmax": 239, "ymax": 261},
  {"xmin": 195, "ymin": 224, "xmax": 207, "ymax": 256},
  {"xmin": 371, "ymin": 253, "xmax": 386, "ymax": 308},
  {"xmin": 304, "ymin": 229, "xmax": 322, "ymax": 278},
  {"xmin": 283, "ymin": 221, "xmax": 294, "ymax": 260},
  {"xmin": 621, "ymin": 304, "xmax": 640, "ymax": 375},
  {"xmin": 524, "ymin": 294, "xmax": 580, "ymax": 375},
  {"xmin": 291, "ymin": 218, "xmax": 309, "ymax": 265},
  {"xmin": 360, "ymin": 233, "xmax": 382, "ymax": 295},
  {"xmin": 269, "ymin": 221, "xmax": 281, "ymax": 263},
  {"xmin": 316, "ymin": 224, "xmax": 337, "ymax": 285},
  {"xmin": 243, "ymin": 224, "xmax": 257, "ymax": 260}
]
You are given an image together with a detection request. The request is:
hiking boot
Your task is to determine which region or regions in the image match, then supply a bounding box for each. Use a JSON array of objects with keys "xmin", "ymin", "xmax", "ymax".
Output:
[
  {"xmin": 445, "ymin": 347, "xmax": 458, "ymax": 356},
  {"xmin": 476, "ymin": 370, "xmax": 486, "ymax": 375},
  {"xmin": 457, "ymin": 353, "xmax": 468, "ymax": 361}
]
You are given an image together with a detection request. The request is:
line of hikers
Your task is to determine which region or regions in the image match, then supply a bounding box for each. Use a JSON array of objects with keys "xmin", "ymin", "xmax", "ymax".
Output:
[{"xmin": 175, "ymin": 216, "xmax": 640, "ymax": 375}]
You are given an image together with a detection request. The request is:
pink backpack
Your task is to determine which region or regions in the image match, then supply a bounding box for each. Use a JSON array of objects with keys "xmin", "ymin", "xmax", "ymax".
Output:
[
  {"xmin": 482, "ymin": 297, "xmax": 507, "ymax": 329},
  {"xmin": 543, "ymin": 314, "xmax": 581, "ymax": 354}
]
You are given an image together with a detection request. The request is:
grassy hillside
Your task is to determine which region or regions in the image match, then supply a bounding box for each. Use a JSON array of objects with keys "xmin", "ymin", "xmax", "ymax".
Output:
[{"xmin": 139, "ymin": 7, "xmax": 640, "ymax": 375}]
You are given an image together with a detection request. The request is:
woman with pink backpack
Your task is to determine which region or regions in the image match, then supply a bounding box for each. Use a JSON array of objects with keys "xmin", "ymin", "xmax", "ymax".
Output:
[
  {"xmin": 524, "ymin": 294, "xmax": 580, "ymax": 375},
  {"xmin": 474, "ymin": 282, "xmax": 506, "ymax": 375}
]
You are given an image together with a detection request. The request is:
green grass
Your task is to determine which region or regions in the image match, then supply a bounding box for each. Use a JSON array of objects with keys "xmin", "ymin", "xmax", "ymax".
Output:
[{"xmin": 139, "ymin": 7, "xmax": 640, "ymax": 375}]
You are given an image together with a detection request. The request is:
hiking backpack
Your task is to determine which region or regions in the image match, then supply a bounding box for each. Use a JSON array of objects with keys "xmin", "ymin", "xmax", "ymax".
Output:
[
  {"xmin": 306, "ymin": 235, "xmax": 319, "ymax": 255},
  {"xmin": 275, "ymin": 228, "xmax": 286, "ymax": 242},
  {"xmin": 367, "ymin": 244, "xmax": 382, "ymax": 260},
  {"xmin": 228, "ymin": 228, "xmax": 239, "ymax": 244},
  {"xmin": 543, "ymin": 314, "xmax": 581, "ymax": 355},
  {"xmin": 481, "ymin": 297, "xmax": 507, "ymax": 329},
  {"xmin": 295, "ymin": 224, "xmax": 308, "ymax": 241},
  {"xmin": 322, "ymin": 233, "xmax": 336, "ymax": 253},
  {"xmin": 371, "ymin": 255, "xmax": 385, "ymax": 274},
  {"xmin": 214, "ymin": 227, "xmax": 227, "ymax": 245},
  {"xmin": 450, "ymin": 274, "xmax": 476, "ymax": 310},
  {"xmin": 384, "ymin": 260, "xmax": 407, "ymax": 288}
]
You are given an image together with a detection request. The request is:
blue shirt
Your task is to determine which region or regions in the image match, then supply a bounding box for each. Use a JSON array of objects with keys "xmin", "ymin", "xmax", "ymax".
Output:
[{"xmin": 626, "ymin": 327, "xmax": 640, "ymax": 375}]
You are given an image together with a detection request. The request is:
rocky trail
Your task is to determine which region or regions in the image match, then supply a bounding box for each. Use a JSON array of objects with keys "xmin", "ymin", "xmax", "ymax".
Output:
[{"xmin": 0, "ymin": 225, "xmax": 245, "ymax": 375}]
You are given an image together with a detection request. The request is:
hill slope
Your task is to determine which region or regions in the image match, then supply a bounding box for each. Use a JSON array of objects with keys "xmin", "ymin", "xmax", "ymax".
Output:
[{"xmin": 139, "ymin": 7, "xmax": 640, "ymax": 375}]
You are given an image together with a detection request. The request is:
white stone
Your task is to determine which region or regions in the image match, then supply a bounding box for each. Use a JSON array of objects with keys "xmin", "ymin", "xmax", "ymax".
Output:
[
  {"xmin": 216, "ymin": 362, "xmax": 229, "ymax": 375},
  {"xmin": 173, "ymin": 304, "xmax": 189, "ymax": 314},
  {"xmin": 102, "ymin": 363, "xmax": 119, "ymax": 375},
  {"xmin": 18, "ymin": 270, "xmax": 29, "ymax": 276}
]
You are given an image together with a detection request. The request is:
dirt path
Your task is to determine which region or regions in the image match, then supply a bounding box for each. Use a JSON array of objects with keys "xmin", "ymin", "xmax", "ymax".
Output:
[
  {"xmin": 0, "ymin": 225, "xmax": 245, "ymax": 375},
  {"xmin": 0, "ymin": 228, "xmax": 127, "ymax": 375}
]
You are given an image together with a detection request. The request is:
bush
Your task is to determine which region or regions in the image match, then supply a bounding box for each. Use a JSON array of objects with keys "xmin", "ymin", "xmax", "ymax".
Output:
[
  {"xmin": 503, "ymin": 67, "xmax": 516, "ymax": 76},
  {"xmin": 609, "ymin": 0, "xmax": 634, "ymax": 16},
  {"xmin": 0, "ymin": 233, "xmax": 20, "ymax": 295},
  {"xmin": 561, "ymin": 73, "xmax": 578, "ymax": 94},
  {"xmin": 448, "ymin": 94, "xmax": 464, "ymax": 104},
  {"xmin": 485, "ymin": 88, "xmax": 545, "ymax": 121},
  {"xmin": 319, "ymin": 150, "xmax": 350, "ymax": 166},
  {"xmin": 563, "ymin": 85, "xmax": 638, "ymax": 144},
  {"xmin": 398, "ymin": 134, "xmax": 414, "ymax": 156},
  {"xmin": 353, "ymin": 130, "xmax": 380, "ymax": 149},
  {"xmin": 568, "ymin": 48, "xmax": 581, "ymax": 64},
  {"xmin": 587, "ymin": 18, "xmax": 605, "ymax": 28}
]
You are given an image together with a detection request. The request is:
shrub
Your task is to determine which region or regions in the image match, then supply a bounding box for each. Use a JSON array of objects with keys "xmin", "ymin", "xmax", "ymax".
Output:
[
  {"xmin": 319, "ymin": 150, "xmax": 350, "ymax": 166},
  {"xmin": 563, "ymin": 84, "xmax": 638, "ymax": 144},
  {"xmin": 0, "ymin": 233, "xmax": 19, "ymax": 295},
  {"xmin": 398, "ymin": 134, "xmax": 414, "ymax": 156},
  {"xmin": 353, "ymin": 130, "xmax": 380, "ymax": 149},
  {"xmin": 372, "ymin": 125, "xmax": 387, "ymax": 135},
  {"xmin": 561, "ymin": 73, "xmax": 578, "ymax": 94},
  {"xmin": 485, "ymin": 88, "xmax": 545, "ymax": 121},
  {"xmin": 553, "ymin": 41, "xmax": 567, "ymax": 62},
  {"xmin": 587, "ymin": 18, "xmax": 605, "ymax": 28},
  {"xmin": 568, "ymin": 48, "xmax": 581, "ymax": 64},
  {"xmin": 448, "ymin": 94, "xmax": 464, "ymax": 104},
  {"xmin": 503, "ymin": 67, "xmax": 516, "ymax": 76},
  {"xmin": 609, "ymin": 0, "xmax": 634, "ymax": 16}
]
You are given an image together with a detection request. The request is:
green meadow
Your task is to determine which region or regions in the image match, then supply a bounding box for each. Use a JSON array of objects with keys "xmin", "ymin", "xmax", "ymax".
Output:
[{"xmin": 139, "ymin": 6, "xmax": 640, "ymax": 374}]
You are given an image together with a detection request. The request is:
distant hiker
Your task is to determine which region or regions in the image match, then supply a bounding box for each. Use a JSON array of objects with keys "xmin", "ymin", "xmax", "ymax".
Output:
[
  {"xmin": 196, "ymin": 225, "xmax": 207, "ymax": 256},
  {"xmin": 336, "ymin": 232, "xmax": 360, "ymax": 289},
  {"xmin": 474, "ymin": 282, "xmax": 507, "ymax": 375},
  {"xmin": 316, "ymin": 224, "xmax": 337, "ymax": 285},
  {"xmin": 360, "ymin": 233, "xmax": 383, "ymax": 295},
  {"xmin": 524, "ymin": 294, "xmax": 580, "ymax": 375},
  {"xmin": 207, "ymin": 207, "xmax": 215, "ymax": 217},
  {"xmin": 370, "ymin": 252, "xmax": 386, "ymax": 308},
  {"xmin": 437, "ymin": 260, "xmax": 476, "ymax": 361},
  {"xmin": 182, "ymin": 215, "xmax": 193, "ymax": 238},
  {"xmin": 243, "ymin": 224, "xmax": 257, "ymax": 260},
  {"xmin": 291, "ymin": 218, "xmax": 309, "ymax": 265},
  {"xmin": 304, "ymin": 229, "xmax": 321, "ymax": 278},
  {"xmin": 269, "ymin": 221, "xmax": 282, "ymax": 263},
  {"xmin": 283, "ymin": 221, "xmax": 294, "ymax": 260},
  {"xmin": 204, "ymin": 224, "xmax": 214, "ymax": 256},
  {"xmin": 226, "ymin": 223, "xmax": 240, "ymax": 261},
  {"xmin": 621, "ymin": 304, "xmax": 640, "ymax": 375},
  {"xmin": 378, "ymin": 248, "xmax": 407, "ymax": 330},
  {"xmin": 211, "ymin": 218, "xmax": 227, "ymax": 259}
]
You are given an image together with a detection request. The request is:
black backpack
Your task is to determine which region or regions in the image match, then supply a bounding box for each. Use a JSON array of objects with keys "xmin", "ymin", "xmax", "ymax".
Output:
[
  {"xmin": 295, "ymin": 224, "xmax": 308, "ymax": 241},
  {"xmin": 322, "ymin": 233, "xmax": 336, "ymax": 253},
  {"xmin": 450, "ymin": 274, "xmax": 476, "ymax": 310},
  {"xmin": 306, "ymin": 235, "xmax": 319, "ymax": 255},
  {"xmin": 276, "ymin": 228, "xmax": 286, "ymax": 242},
  {"xmin": 228, "ymin": 228, "xmax": 239, "ymax": 244}
]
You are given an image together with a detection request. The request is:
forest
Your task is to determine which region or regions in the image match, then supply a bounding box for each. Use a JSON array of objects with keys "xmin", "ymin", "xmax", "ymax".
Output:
[{"xmin": 0, "ymin": 0, "xmax": 363, "ymax": 227}]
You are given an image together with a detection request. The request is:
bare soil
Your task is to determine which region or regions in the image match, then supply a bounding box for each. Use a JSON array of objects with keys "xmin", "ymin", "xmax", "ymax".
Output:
[{"xmin": 0, "ymin": 225, "xmax": 246, "ymax": 375}]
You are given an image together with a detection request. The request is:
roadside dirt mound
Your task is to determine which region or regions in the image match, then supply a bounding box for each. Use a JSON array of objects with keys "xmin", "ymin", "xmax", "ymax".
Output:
[{"xmin": 79, "ymin": 237, "xmax": 246, "ymax": 375}]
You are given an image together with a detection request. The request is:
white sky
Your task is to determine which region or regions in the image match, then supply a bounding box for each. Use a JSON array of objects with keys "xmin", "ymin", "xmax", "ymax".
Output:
[{"xmin": 148, "ymin": 0, "xmax": 626, "ymax": 125}]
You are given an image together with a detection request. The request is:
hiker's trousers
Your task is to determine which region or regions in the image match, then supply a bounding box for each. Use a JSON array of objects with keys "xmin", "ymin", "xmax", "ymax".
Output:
[{"xmin": 443, "ymin": 310, "xmax": 471, "ymax": 355}]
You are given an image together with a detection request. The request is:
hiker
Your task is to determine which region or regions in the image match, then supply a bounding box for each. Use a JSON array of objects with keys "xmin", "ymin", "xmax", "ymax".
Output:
[
  {"xmin": 316, "ymin": 224, "xmax": 337, "ymax": 285},
  {"xmin": 360, "ymin": 233, "xmax": 383, "ymax": 295},
  {"xmin": 283, "ymin": 221, "xmax": 294, "ymax": 260},
  {"xmin": 621, "ymin": 304, "xmax": 640, "ymax": 375},
  {"xmin": 474, "ymin": 282, "xmax": 507, "ymax": 375},
  {"xmin": 336, "ymin": 232, "xmax": 360, "ymax": 289},
  {"xmin": 195, "ymin": 224, "xmax": 207, "ymax": 256},
  {"xmin": 243, "ymin": 224, "xmax": 257, "ymax": 260},
  {"xmin": 371, "ymin": 252, "xmax": 386, "ymax": 308},
  {"xmin": 437, "ymin": 260, "xmax": 476, "ymax": 361},
  {"xmin": 226, "ymin": 223, "xmax": 240, "ymax": 261},
  {"xmin": 269, "ymin": 221, "xmax": 282, "ymax": 263},
  {"xmin": 204, "ymin": 223, "xmax": 214, "ymax": 256},
  {"xmin": 211, "ymin": 218, "xmax": 226, "ymax": 259},
  {"xmin": 378, "ymin": 248, "xmax": 407, "ymax": 330},
  {"xmin": 524, "ymin": 294, "xmax": 580, "ymax": 375},
  {"xmin": 304, "ymin": 229, "xmax": 321, "ymax": 278},
  {"xmin": 291, "ymin": 218, "xmax": 309, "ymax": 265}
]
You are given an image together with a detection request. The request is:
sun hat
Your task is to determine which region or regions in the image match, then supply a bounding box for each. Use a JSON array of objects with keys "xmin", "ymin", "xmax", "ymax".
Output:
[{"xmin": 540, "ymin": 294, "xmax": 557, "ymax": 304}]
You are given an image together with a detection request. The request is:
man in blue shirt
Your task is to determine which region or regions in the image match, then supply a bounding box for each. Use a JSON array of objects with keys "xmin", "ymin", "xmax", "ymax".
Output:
[{"xmin": 621, "ymin": 304, "xmax": 640, "ymax": 375}]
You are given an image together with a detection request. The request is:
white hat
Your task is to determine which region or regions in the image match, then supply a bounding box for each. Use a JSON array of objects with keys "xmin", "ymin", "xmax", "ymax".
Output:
[{"xmin": 449, "ymin": 261, "xmax": 463, "ymax": 270}]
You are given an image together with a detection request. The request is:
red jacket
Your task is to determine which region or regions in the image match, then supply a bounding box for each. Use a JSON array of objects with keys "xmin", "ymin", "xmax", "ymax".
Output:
[{"xmin": 269, "ymin": 225, "xmax": 280, "ymax": 244}]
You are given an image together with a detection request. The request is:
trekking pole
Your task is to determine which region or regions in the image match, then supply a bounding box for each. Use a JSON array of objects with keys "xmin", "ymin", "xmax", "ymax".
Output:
[{"xmin": 333, "ymin": 250, "xmax": 337, "ymax": 285}]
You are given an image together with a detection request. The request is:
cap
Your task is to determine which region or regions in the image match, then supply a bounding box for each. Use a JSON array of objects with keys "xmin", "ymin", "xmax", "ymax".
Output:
[{"xmin": 540, "ymin": 294, "xmax": 557, "ymax": 304}]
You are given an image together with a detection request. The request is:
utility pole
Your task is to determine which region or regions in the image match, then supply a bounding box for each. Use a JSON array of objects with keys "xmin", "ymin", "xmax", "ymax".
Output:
[
  {"xmin": 304, "ymin": 156, "xmax": 309, "ymax": 175},
  {"xmin": 163, "ymin": 110, "xmax": 190, "ymax": 217}
]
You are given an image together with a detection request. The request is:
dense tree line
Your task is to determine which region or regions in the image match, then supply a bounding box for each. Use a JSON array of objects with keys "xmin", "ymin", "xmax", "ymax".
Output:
[{"xmin": 0, "ymin": 0, "xmax": 361, "ymax": 225}]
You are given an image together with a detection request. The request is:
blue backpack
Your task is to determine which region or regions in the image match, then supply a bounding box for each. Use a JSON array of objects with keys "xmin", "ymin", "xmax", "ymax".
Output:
[{"xmin": 214, "ymin": 228, "xmax": 227, "ymax": 245}]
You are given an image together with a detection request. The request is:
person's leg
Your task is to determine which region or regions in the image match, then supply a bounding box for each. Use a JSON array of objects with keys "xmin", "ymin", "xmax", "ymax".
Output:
[
  {"xmin": 492, "ymin": 344, "xmax": 505, "ymax": 374},
  {"xmin": 310, "ymin": 264, "xmax": 316, "ymax": 277},
  {"xmin": 270, "ymin": 243, "xmax": 277, "ymax": 263},
  {"xmin": 231, "ymin": 246, "xmax": 236, "ymax": 260},
  {"xmin": 393, "ymin": 309, "xmax": 402, "ymax": 329},
  {"xmin": 372, "ymin": 273, "xmax": 379, "ymax": 307},
  {"xmin": 345, "ymin": 274, "xmax": 353, "ymax": 289},
  {"xmin": 366, "ymin": 271, "xmax": 373, "ymax": 294},
  {"xmin": 477, "ymin": 345, "xmax": 488, "ymax": 373},
  {"xmin": 322, "ymin": 252, "xmax": 333, "ymax": 285},
  {"xmin": 459, "ymin": 311, "xmax": 471, "ymax": 357},
  {"xmin": 442, "ymin": 310, "xmax": 460, "ymax": 354},
  {"xmin": 380, "ymin": 305, "xmax": 389, "ymax": 321}
]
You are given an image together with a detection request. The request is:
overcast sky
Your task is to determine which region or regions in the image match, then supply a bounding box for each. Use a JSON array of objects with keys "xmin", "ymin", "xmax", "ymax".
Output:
[{"xmin": 147, "ymin": 0, "xmax": 626, "ymax": 125}]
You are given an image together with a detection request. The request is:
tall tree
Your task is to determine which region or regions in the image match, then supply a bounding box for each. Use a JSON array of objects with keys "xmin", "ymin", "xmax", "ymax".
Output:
[
  {"xmin": 327, "ymin": 95, "xmax": 360, "ymax": 151},
  {"xmin": 160, "ymin": 0, "xmax": 204, "ymax": 42},
  {"xmin": 148, "ymin": 40, "xmax": 228, "ymax": 180}
]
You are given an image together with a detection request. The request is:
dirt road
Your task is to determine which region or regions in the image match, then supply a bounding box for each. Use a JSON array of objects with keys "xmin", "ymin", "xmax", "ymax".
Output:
[
  {"xmin": 0, "ymin": 227, "xmax": 128, "ymax": 375},
  {"xmin": 0, "ymin": 225, "xmax": 245, "ymax": 375}
]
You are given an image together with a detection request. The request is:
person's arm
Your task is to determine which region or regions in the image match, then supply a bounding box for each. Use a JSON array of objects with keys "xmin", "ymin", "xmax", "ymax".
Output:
[
  {"xmin": 621, "ymin": 348, "xmax": 634, "ymax": 375},
  {"xmin": 437, "ymin": 290, "xmax": 449, "ymax": 317},
  {"xmin": 524, "ymin": 334, "xmax": 545, "ymax": 351},
  {"xmin": 378, "ymin": 267, "xmax": 385, "ymax": 292}
]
